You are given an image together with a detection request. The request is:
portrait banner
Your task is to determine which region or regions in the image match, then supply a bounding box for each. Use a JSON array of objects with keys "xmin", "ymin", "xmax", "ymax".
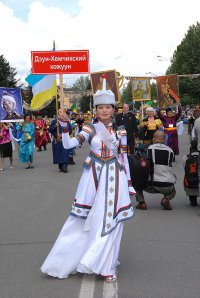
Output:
[
  {"xmin": 0, "ymin": 88, "xmax": 24, "ymax": 122},
  {"xmin": 131, "ymin": 77, "xmax": 151, "ymax": 101},
  {"xmin": 90, "ymin": 69, "xmax": 119, "ymax": 102},
  {"xmin": 156, "ymin": 74, "xmax": 179, "ymax": 108}
]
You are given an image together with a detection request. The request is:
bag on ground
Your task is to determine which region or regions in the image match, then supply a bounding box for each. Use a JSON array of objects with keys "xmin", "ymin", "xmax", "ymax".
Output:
[
  {"xmin": 128, "ymin": 147, "xmax": 151, "ymax": 190},
  {"xmin": 184, "ymin": 153, "xmax": 199, "ymax": 189}
]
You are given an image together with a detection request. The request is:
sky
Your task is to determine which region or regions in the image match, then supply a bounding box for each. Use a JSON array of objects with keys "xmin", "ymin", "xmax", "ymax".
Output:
[{"xmin": 0, "ymin": 0, "xmax": 199, "ymax": 86}]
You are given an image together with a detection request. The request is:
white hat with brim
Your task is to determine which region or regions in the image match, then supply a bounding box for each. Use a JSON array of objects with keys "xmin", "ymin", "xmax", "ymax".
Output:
[
  {"xmin": 93, "ymin": 76, "xmax": 116, "ymax": 106},
  {"xmin": 93, "ymin": 90, "xmax": 115, "ymax": 106}
]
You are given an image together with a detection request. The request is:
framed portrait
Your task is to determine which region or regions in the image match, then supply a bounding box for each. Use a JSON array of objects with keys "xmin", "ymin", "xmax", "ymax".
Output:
[
  {"xmin": 90, "ymin": 69, "xmax": 119, "ymax": 102},
  {"xmin": 156, "ymin": 74, "xmax": 179, "ymax": 108},
  {"xmin": 0, "ymin": 87, "xmax": 24, "ymax": 123},
  {"xmin": 131, "ymin": 77, "xmax": 151, "ymax": 101}
]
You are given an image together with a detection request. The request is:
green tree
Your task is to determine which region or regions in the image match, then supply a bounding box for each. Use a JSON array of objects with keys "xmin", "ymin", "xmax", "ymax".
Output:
[
  {"xmin": 80, "ymin": 94, "xmax": 91, "ymax": 113},
  {"xmin": 151, "ymin": 82, "xmax": 157, "ymax": 100},
  {"xmin": 21, "ymin": 85, "xmax": 33, "ymax": 105},
  {"xmin": 73, "ymin": 75, "xmax": 92, "ymax": 112},
  {"xmin": 72, "ymin": 75, "xmax": 90, "ymax": 91},
  {"xmin": 166, "ymin": 22, "xmax": 200, "ymax": 103},
  {"xmin": 121, "ymin": 81, "xmax": 133, "ymax": 104},
  {"xmin": 41, "ymin": 99, "xmax": 56, "ymax": 117},
  {"xmin": 0, "ymin": 55, "xmax": 18, "ymax": 87}
]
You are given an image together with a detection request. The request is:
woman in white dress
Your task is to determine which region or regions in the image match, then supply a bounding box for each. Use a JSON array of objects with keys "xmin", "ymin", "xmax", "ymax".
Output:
[{"xmin": 41, "ymin": 77, "xmax": 135, "ymax": 282}]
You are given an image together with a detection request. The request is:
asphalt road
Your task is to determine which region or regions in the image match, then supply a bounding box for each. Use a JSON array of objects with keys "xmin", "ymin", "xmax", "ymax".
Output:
[{"xmin": 0, "ymin": 128, "xmax": 200, "ymax": 298}]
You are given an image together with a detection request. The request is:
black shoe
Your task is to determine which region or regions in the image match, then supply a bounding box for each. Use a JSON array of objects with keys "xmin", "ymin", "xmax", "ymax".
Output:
[
  {"xmin": 189, "ymin": 196, "xmax": 197, "ymax": 206},
  {"xmin": 43, "ymin": 146, "xmax": 47, "ymax": 151},
  {"xmin": 37, "ymin": 148, "xmax": 42, "ymax": 152},
  {"xmin": 69, "ymin": 157, "xmax": 75, "ymax": 165},
  {"xmin": 61, "ymin": 164, "xmax": 68, "ymax": 173}
]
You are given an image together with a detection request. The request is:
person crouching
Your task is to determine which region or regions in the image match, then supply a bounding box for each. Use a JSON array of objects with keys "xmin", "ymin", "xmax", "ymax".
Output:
[{"xmin": 136, "ymin": 130, "xmax": 176, "ymax": 210}]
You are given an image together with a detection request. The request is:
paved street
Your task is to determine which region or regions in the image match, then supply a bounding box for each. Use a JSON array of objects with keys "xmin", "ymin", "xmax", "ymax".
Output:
[{"xmin": 0, "ymin": 128, "xmax": 200, "ymax": 298}]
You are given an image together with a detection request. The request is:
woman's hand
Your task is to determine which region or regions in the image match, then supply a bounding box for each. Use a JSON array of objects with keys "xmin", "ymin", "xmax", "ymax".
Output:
[
  {"xmin": 57, "ymin": 111, "xmax": 70, "ymax": 128},
  {"xmin": 57, "ymin": 110, "xmax": 70, "ymax": 122},
  {"xmin": 141, "ymin": 121, "xmax": 147, "ymax": 127}
]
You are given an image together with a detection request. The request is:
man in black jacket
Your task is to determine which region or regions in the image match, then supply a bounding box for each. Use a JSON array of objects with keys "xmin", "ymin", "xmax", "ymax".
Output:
[{"xmin": 115, "ymin": 103, "xmax": 138, "ymax": 154}]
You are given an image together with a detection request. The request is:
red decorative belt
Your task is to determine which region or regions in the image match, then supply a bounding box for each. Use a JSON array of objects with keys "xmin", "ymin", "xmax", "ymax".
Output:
[{"xmin": 164, "ymin": 127, "xmax": 177, "ymax": 131}]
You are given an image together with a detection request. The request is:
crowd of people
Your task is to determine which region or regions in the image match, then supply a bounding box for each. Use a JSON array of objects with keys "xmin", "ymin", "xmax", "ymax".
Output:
[
  {"xmin": 0, "ymin": 82, "xmax": 200, "ymax": 283},
  {"xmin": 0, "ymin": 111, "xmax": 81, "ymax": 171},
  {"xmin": 40, "ymin": 84, "xmax": 199, "ymax": 282}
]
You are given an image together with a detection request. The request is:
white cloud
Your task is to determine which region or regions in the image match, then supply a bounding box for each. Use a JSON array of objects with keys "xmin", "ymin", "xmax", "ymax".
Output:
[{"xmin": 0, "ymin": 0, "xmax": 199, "ymax": 85}]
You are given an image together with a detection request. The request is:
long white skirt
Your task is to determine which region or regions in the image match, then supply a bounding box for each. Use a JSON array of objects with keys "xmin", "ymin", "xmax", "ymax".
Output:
[{"xmin": 41, "ymin": 172, "xmax": 123, "ymax": 279}]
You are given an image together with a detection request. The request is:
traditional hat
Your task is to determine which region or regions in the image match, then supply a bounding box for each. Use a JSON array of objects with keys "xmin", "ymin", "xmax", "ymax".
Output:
[
  {"xmin": 36, "ymin": 111, "xmax": 42, "ymax": 117},
  {"xmin": 146, "ymin": 107, "xmax": 154, "ymax": 113},
  {"xmin": 166, "ymin": 107, "xmax": 172, "ymax": 113},
  {"xmin": 93, "ymin": 74, "xmax": 115, "ymax": 106}
]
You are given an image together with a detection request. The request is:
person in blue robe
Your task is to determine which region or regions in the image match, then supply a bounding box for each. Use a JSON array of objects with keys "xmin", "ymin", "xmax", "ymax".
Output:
[
  {"xmin": 16, "ymin": 115, "xmax": 35, "ymax": 169},
  {"xmin": 48, "ymin": 118, "xmax": 72, "ymax": 173}
]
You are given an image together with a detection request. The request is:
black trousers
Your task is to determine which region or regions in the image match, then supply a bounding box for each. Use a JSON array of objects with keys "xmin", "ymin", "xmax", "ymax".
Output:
[{"xmin": 127, "ymin": 137, "xmax": 135, "ymax": 154}]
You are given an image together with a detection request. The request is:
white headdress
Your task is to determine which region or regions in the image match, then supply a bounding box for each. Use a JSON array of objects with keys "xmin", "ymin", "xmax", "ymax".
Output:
[
  {"xmin": 1, "ymin": 93, "xmax": 16, "ymax": 110},
  {"xmin": 146, "ymin": 107, "xmax": 154, "ymax": 113},
  {"xmin": 93, "ymin": 74, "xmax": 115, "ymax": 106}
]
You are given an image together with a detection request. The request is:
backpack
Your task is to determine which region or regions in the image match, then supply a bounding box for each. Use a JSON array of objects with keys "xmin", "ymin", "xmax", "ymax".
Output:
[
  {"xmin": 128, "ymin": 148, "xmax": 151, "ymax": 190},
  {"xmin": 184, "ymin": 153, "xmax": 199, "ymax": 189}
]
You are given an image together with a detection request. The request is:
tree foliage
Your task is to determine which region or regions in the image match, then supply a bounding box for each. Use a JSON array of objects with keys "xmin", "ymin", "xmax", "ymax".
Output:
[
  {"xmin": 0, "ymin": 55, "xmax": 18, "ymax": 87},
  {"xmin": 73, "ymin": 75, "xmax": 92, "ymax": 112},
  {"xmin": 79, "ymin": 95, "xmax": 91, "ymax": 113},
  {"xmin": 151, "ymin": 82, "xmax": 157, "ymax": 100},
  {"xmin": 72, "ymin": 75, "xmax": 90, "ymax": 91},
  {"xmin": 121, "ymin": 81, "xmax": 132, "ymax": 104},
  {"xmin": 166, "ymin": 22, "xmax": 200, "ymax": 103},
  {"xmin": 21, "ymin": 85, "xmax": 33, "ymax": 105}
]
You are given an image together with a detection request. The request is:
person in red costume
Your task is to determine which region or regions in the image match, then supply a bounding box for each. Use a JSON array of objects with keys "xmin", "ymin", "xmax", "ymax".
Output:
[{"xmin": 34, "ymin": 113, "xmax": 48, "ymax": 152}]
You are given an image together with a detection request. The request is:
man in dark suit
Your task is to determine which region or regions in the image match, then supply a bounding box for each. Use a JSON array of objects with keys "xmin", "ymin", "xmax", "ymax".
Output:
[{"xmin": 115, "ymin": 103, "xmax": 138, "ymax": 154}]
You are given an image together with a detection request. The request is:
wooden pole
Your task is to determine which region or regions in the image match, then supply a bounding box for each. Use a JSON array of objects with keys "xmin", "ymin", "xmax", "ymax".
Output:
[
  {"xmin": 55, "ymin": 92, "xmax": 59, "ymax": 116},
  {"xmin": 141, "ymin": 101, "xmax": 144, "ymax": 119},
  {"xmin": 53, "ymin": 40, "xmax": 59, "ymax": 136},
  {"xmin": 55, "ymin": 91, "xmax": 60, "ymax": 136},
  {"xmin": 59, "ymin": 74, "xmax": 64, "ymax": 111}
]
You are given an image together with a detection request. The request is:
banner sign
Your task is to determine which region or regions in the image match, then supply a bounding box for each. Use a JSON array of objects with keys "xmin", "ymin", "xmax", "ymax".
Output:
[
  {"xmin": 156, "ymin": 74, "xmax": 179, "ymax": 107},
  {"xmin": 131, "ymin": 77, "xmax": 151, "ymax": 101},
  {"xmin": 31, "ymin": 50, "xmax": 89, "ymax": 74},
  {"xmin": 0, "ymin": 88, "xmax": 24, "ymax": 122}
]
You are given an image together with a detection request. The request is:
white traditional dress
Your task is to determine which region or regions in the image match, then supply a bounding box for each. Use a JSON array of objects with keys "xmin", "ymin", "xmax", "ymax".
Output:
[{"xmin": 41, "ymin": 121, "xmax": 135, "ymax": 279}]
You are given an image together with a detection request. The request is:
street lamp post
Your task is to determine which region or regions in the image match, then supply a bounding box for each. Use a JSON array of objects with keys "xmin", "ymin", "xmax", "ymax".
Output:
[
  {"xmin": 145, "ymin": 72, "xmax": 157, "ymax": 80},
  {"xmin": 157, "ymin": 55, "xmax": 170, "ymax": 61}
]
